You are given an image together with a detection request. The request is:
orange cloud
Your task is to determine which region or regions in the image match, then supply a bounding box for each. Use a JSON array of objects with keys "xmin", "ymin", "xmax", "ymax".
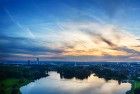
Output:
[
  {"xmin": 40, "ymin": 22, "xmax": 140, "ymax": 58},
  {"xmin": 63, "ymin": 49, "xmax": 128, "ymax": 56}
]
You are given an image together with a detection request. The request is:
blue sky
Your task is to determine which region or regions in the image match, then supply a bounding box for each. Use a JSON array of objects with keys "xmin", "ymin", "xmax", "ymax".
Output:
[{"xmin": 1, "ymin": 0, "xmax": 140, "ymax": 61}]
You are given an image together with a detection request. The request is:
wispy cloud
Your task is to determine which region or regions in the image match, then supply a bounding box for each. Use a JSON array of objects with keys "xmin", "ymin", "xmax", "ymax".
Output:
[
  {"xmin": 34, "ymin": 22, "xmax": 140, "ymax": 61},
  {"xmin": 4, "ymin": 8, "xmax": 35, "ymax": 39},
  {"xmin": 1, "ymin": 21, "xmax": 140, "ymax": 61}
]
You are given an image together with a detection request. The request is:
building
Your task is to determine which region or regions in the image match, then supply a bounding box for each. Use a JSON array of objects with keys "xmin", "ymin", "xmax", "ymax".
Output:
[
  {"xmin": 37, "ymin": 58, "xmax": 39, "ymax": 64},
  {"xmin": 27, "ymin": 60, "xmax": 31, "ymax": 65}
]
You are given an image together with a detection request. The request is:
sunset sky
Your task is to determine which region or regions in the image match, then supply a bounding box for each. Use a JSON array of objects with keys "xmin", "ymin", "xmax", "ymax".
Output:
[{"xmin": 0, "ymin": 0, "xmax": 140, "ymax": 61}]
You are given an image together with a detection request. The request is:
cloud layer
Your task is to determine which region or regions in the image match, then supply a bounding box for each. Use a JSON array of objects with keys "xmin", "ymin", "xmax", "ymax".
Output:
[
  {"xmin": 36, "ymin": 22, "xmax": 140, "ymax": 61},
  {"xmin": 1, "ymin": 22, "xmax": 140, "ymax": 61}
]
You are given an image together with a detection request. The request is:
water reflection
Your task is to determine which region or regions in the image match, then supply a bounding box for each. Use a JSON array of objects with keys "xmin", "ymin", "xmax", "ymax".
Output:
[{"xmin": 20, "ymin": 72, "xmax": 131, "ymax": 94}]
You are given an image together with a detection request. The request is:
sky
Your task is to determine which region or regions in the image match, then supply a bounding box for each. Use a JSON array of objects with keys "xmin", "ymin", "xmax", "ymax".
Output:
[{"xmin": 0, "ymin": 0, "xmax": 140, "ymax": 62}]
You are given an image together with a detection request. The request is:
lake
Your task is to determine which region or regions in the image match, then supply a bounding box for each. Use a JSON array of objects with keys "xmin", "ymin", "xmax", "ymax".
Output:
[{"xmin": 20, "ymin": 72, "xmax": 131, "ymax": 94}]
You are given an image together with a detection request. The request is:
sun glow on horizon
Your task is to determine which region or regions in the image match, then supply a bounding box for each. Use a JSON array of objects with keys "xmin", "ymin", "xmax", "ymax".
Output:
[
  {"xmin": 1, "ymin": 0, "xmax": 140, "ymax": 61},
  {"xmin": 38, "ymin": 22, "xmax": 140, "ymax": 60}
]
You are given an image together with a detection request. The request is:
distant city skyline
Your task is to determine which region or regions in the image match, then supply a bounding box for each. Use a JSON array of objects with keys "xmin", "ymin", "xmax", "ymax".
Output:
[{"xmin": 0, "ymin": 0, "xmax": 140, "ymax": 62}]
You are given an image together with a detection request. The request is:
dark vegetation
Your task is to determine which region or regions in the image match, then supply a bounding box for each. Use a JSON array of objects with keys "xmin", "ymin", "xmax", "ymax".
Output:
[
  {"xmin": 55, "ymin": 65, "xmax": 128, "ymax": 81},
  {"xmin": 0, "ymin": 63, "xmax": 139, "ymax": 94},
  {"xmin": 0, "ymin": 64, "xmax": 48, "ymax": 94},
  {"xmin": 0, "ymin": 65, "xmax": 48, "ymax": 81}
]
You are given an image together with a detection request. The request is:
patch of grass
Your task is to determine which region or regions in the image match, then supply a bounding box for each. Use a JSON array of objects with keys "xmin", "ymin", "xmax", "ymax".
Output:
[
  {"xmin": 0, "ymin": 78, "xmax": 30, "ymax": 94},
  {"xmin": 129, "ymin": 81, "xmax": 140, "ymax": 94},
  {"xmin": 2, "ymin": 78, "xmax": 19, "ymax": 87},
  {"xmin": 133, "ymin": 81, "xmax": 140, "ymax": 89},
  {"xmin": 0, "ymin": 65, "xmax": 48, "ymax": 94}
]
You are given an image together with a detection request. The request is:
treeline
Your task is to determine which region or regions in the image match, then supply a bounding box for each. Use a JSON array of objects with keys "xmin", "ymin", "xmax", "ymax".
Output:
[
  {"xmin": 0, "ymin": 64, "xmax": 48, "ymax": 94},
  {"xmin": 0, "ymin": 65, "xmax": 48, "ymax": 80},
  {"xmin": 0, "ymin": 64, "xmax": 129, "ymax": 94},
  {"xmin": 57, "ymin": 66, "xmax": 91, "ymax": 80},
  {"xmin": 55, "ymin": 65, "xmax": 128, "ymax": 81},
  {"xmin": 89, "ymin": 65, "xmax": 128, "ymax": 81}
]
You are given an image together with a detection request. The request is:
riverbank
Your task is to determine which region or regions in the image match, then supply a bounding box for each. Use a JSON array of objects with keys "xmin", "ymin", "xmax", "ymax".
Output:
[
  {"xmin": 0, "ymin": 64, "xmax": 48, "ymax": 94},
  {"xmin": 0, "ymin": 64, "xmax": 140, "ymax": 94},
  {"xmin": 131, "ymin": 80, "xmax": 140, "ymax": 94},
  {"xmin": 0, "ymin": 78, "xmax": 31, "ymax": 94}
]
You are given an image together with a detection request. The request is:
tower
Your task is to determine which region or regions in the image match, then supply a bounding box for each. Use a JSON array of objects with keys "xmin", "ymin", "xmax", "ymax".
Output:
[
  {"xmin": 27, "ymin": 60, "xmax": 31, "ymax": 65},
  {"xmin": 74, "ymin": 61, "xmax": 77, "ymax": 67},
  {"xmin": 37, "ymin": 58, "xmax": 39, "ymax": 64}
]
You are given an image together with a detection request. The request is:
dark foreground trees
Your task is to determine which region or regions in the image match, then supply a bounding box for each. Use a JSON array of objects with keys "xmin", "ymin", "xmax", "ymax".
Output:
[{"xmin": 0, "ymin": 64, "xmax": 48, "ymax": 94}]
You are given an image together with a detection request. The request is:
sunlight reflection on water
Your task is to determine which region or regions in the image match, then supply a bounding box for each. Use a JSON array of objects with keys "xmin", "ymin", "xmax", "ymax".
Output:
[{"xmin": 20, "ymin": 72, "xmax": 131, "ymax": 94}]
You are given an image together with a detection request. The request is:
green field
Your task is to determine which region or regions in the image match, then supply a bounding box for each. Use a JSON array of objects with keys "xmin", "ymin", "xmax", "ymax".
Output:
[
  {"xmin": 133, "ymin": 81, "xmax": 140, "ymax": 89},
  {"xmin": 0, "ymin": 65, "xmax": 48, "ymax": 94},
  {"xmin": 0, "ymin": 78, "xmax": 30, "ymax": 94},
  {"xmin": 131, "ymin": 80, "xmax": 140, "ymax": 94}
]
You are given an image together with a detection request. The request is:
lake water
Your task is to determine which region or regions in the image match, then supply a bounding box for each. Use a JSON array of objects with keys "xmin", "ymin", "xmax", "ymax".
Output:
[{"xmin": 20, "ymin": 72, "xmax": 131, "ymax": 94}]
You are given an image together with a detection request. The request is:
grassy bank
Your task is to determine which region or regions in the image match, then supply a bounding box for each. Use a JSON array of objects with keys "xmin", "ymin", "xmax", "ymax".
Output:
[
  {"xmin": 0, "ymin": 78, "xmax": 31, "ymax": 94},
  {"xmin": 131, "ymin": 81, "xmax": 140, "ymax": 94},
  {"xmin": 0, "ymin": 64, "xmax": 48, "ymax": 94}
]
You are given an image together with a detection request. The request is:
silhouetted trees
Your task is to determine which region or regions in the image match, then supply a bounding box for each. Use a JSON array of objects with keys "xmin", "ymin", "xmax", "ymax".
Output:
[
  {"xmin": 54, "ymin": 65, "xmax": 128, "ymax": 81},
  {"xmin": 0, "ymin": 64, "xmax": 130, "ymax": 94}
]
